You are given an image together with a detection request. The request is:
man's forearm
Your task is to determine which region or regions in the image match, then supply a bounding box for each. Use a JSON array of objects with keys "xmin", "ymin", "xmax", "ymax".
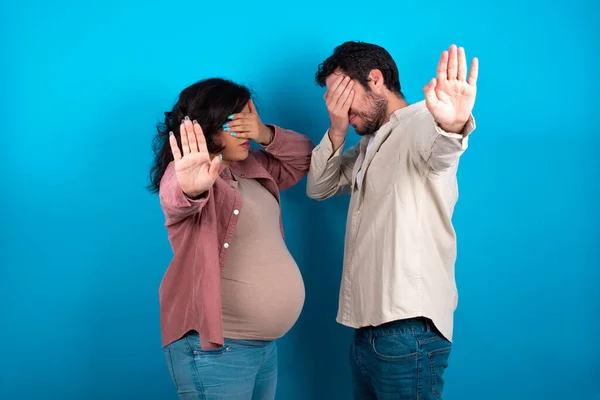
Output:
[
  {"xmin": 306, "ymin": 130, "xmax": 356, "ymax": 200},
  {"xmin": 328, "ymin": 127, "xmax": 347, "ymax": 153}
]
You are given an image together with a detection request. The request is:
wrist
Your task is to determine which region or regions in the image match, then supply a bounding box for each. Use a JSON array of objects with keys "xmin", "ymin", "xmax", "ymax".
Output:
[
  {"xmin": 329, "ymin": 127, "xmax": 348, "ymax": 140},
  {"xmin": 184, "ymin": 189, "xmax": 206, "ymax": 200},
  {"xmin": 439, "ymin": 120, "xmax": 468, "ymax": 134},
  {"xmin": 258, "ymin": 124, "xmax": 274, "ymax": 145},
  {"xmin": 329, "ymin": 123, "xmax": 348, "ymax": 135},
  {"xmin": 328, "ymin": 128, "xmax": 346, "ymax": 151}
]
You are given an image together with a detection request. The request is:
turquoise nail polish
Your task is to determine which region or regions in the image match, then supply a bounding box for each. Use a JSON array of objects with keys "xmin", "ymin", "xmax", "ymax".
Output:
[
  {"xmin": 223, "ymin": 127, "xmax": 230, "ymax": 131},
  {"xmin": 228, "ymin": 115, "xmax": 234, "ymax": 120},
  {"xmin": 230, "ymin": 132, "xmax": 237, "ymax": 137},
  {"xmin": 223, "ymin": 123, "xmax": 229, "ymax": 128},
  {"xmin": 219, "ymin": 154, "xmax": 222, "ymax": 162}
]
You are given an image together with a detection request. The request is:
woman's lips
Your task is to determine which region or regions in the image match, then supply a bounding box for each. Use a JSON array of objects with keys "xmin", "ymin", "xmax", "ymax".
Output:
[{"xmin": 240, "ymin": 141, "xmax": 250, "ymax": 150}]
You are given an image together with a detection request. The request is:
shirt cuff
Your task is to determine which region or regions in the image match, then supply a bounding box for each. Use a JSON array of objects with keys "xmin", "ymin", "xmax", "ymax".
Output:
[
  {"xmin": 433, "ymin": 114, "xmax": 476, "ymax": 148},
  {"xmin": 260, "ymin": 124, "xmax": 282, "ymax": 152},
  {"xmin": 176, "ymin": 182, "xmax": 211, "ymax": 207}
]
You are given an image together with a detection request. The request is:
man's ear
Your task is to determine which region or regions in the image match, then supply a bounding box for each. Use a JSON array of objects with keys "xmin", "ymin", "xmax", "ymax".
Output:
[{"xmin": 368, "ymin": 69, "xmax": 385, "ymax": 92}]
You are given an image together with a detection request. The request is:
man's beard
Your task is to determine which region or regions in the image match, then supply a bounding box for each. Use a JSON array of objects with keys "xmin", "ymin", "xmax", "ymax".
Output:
[{"xmin": 355, "ymin": 94, "xmax": 388, "ymax": 136}]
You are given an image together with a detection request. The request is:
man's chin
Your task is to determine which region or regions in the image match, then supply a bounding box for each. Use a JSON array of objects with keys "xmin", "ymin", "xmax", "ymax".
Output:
[{"xmin": 355, "ymin": 127, "xmax": 370, "ymax": 136}]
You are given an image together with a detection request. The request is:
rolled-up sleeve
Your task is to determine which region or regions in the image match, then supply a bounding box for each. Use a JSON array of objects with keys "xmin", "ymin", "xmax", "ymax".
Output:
[
  {"xmin": 411, "ymin": 108, "xmax": 476, "ymax": 172},
  {"xmin": 306, "ymin": 130, "xmax": 360, "ymax": 200}
]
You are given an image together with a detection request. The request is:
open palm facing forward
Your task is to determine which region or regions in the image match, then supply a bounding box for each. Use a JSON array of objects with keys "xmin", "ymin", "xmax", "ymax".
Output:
[
  {"xmin": 424, "ymin": 44, "xmax": 479, "ymax": 134},
  {"xmin": 169, "ymin": 117, "xmax": 221, "ymax": 198}
]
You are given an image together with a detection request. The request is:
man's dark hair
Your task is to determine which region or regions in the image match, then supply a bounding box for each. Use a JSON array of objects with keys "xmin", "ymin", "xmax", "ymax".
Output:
[{"xmin": 315, "ymin": 41, "xmax": 404, "ymax": 98}]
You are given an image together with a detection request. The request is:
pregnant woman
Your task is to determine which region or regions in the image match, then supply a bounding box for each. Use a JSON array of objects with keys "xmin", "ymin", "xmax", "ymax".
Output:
[{"xmin": 148, "ymin": 78, "xmax": 314, "ymax": 399}]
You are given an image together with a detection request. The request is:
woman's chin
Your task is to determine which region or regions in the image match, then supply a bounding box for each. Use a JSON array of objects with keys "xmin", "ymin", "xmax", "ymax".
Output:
[{"xmin": 228, "ymin": 150, "xmax": 250, "ymax": 162}]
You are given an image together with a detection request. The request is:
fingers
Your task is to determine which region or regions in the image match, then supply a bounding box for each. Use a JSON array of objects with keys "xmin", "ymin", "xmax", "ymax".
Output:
[
  {"xmin": 325, "ymin": 75, "xmax": 352, "ymax": 117},
  {"xmin": 226, "ymin": 124, "xmax": 254, "ymax": 136},
  {"xmin": 342, "ymin": 88, "xmax": 355, "ymax": 110},
  {"xmin": 248, "ymin": 98, "xmax": 257, "ymax": 114},
  {"xmin": 208, "ymin": 155, "xmax": 221, "ymax": 180},
  {"xmin": 423, "ymin": 78, "xmax": 438, "ymax": 107},
  {"xmin": 169, "ymin": 131, "xmax": 182, "ymax": 162},
  {"xmin": 184, "ymin": 118, "xmax": 198, "ymax": 153},
  {"xmin": 336, "ymin": 80, "xmax": 353, "ymax": 108},
  {"xmin": 180, "ymin": 119, "xmax": 190, "ymax": 155},
  {"xmin": 436, "ymin": 50, "xmax": 448, "ymax": 82},
  {"xmin": 226, "ymin": 118, "xmax": 254, "ymax": 131},
  {"xmin": 332, "ymin": 76, "xmax": 351, "ymax": 106},
  {"xmin": 226, "ymin": 131, "xmax": 250, "ymax": 139},
  {"xmin": 457, "ymin": 46, "xmax": 467, "ymax": 81},
  {"xmin": 222, "ymin": 117, "xmax": 258, "ymax": 139},
  {"xmin": 180, "ymin": 117, "xmax": 206, "ymax": 156},
  {"xmin": 325, "ymin": 75, "xmax": 345, "ymax": 102},
  {"xmin": 228, "ymin": 113, "xmax": 257, "ymax": 122},
  {"xmin": 226, "ymin": 115, "xmax": 257, "ymax": 137},
  {"xmin": 447, "ymin": 44, "xmax": 458, "ymax": 80},
  {"xmin": 468, "ymin": 57, "xmax": 479, "ymax": 86},
  {"xmin": 339, "ymin": 85, "xmax": 354, "ymax": 111},
  {"xmin": 193, "ymin": 120, "xmax": 207, "ymax": 153},
  {"xmin": 439, "ymin": 45, "xmax": 477, "ymax": 83}
]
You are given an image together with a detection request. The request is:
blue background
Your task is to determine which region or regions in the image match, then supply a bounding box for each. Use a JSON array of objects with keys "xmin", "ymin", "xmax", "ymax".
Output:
[{"xmin": 1, "ymin": 0, "xmax": 599, "ymax": 399}]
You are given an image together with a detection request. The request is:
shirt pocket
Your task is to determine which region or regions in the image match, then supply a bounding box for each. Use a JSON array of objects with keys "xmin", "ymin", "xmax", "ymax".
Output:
[{"xmin": 365, "ymin": 154, "xmax": 399, "ymax": 197}]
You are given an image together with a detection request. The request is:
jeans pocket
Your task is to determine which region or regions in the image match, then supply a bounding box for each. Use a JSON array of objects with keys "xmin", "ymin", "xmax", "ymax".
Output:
[
  {"xmin": 184, "ymin": 333, "xmax": 230, "ymax": 360},
  {"xmin": 371, "ymin": 333, "xmax": 419, "ymax": 361},
  {"xmin": 429, "ymin": 346, "xmax": 451, "ymax": 399},
  {"xmin": 190, "ymin": 344, "xmax": 230, "ymax": 360},
  {"xmin": 194, "ymin": 346, "xmax": 230, "ymax": 357}
]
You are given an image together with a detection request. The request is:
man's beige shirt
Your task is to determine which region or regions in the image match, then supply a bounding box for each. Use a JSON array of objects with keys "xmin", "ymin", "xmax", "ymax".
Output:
[{"xmin": 307, "ymin": 100, "xmax": 476, "ymax": 341}]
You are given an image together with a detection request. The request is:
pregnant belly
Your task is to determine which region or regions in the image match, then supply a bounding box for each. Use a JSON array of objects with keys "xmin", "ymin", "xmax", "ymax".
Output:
[{"xmin": 220, "ymin": 259, "xmax": 305, "ymax": 341}]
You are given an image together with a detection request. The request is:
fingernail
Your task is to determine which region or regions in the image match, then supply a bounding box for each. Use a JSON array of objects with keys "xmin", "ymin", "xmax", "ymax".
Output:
[
  {"xmin": 184, "ymin": 116, "xmax": 190, "ymax": 121},
  {"xmin": 223, "ymin": 123, "xmax": 229, "ymax": 128},
  {"xmin": 227, "ymin": 115, "xmax": 234, "ymax": 120},
  {"xmin": 169, "ymin": 131, "xmax": 174, "ymax": 136},
  {"xmin": 230, "ymin": 132, "xmax": 237, "ymax": 137},
  {"xmin": 219, "ymin": 154, "xmax": 223, "ymax": 162},
  {"xmin": 193, "ymin": 119, "xmax": 198, "ymax": 125},
  {"xmin": 223, "ymin": 127, "xmax": 230, "ymax": 131}
]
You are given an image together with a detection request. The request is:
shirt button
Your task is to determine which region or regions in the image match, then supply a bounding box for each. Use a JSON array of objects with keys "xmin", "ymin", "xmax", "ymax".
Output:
[
  {"xmin": 223, "ymin": 243, "xmax": 229, "ymax": 249},
  {"xmin": 233, "ymin": 209, "xmax": 239, "ymax": 215}
]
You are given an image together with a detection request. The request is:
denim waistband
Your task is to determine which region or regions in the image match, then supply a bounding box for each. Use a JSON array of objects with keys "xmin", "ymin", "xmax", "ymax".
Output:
[
  {"xmin": 223, "ymin": 338, "xmax": 274, "ymax": 348},
  {"xmin": 355, "ymin": 317, "xmax": 434, "ymax": 338}
]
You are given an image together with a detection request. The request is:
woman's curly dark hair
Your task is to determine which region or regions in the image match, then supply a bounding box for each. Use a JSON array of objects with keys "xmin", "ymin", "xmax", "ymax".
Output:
[{"xmin": 147, "ymin": 78, "xmax": 251, "ymax": 193}]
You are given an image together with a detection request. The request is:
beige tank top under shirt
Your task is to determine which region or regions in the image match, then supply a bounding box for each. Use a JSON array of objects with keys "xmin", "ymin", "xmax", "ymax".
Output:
[{"xmin": 220, "ymin": 175, "xmax": 305, "ymax": 341}]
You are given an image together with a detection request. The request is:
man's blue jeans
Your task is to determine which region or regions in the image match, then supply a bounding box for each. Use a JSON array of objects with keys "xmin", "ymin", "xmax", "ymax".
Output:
[
  {"xmin": 164, "ymin": 331, "xmax": 277, "ymax": 400},
  {"xmin": 351, "ymin": 317, "xmax": 452, "ymax": 399}
]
